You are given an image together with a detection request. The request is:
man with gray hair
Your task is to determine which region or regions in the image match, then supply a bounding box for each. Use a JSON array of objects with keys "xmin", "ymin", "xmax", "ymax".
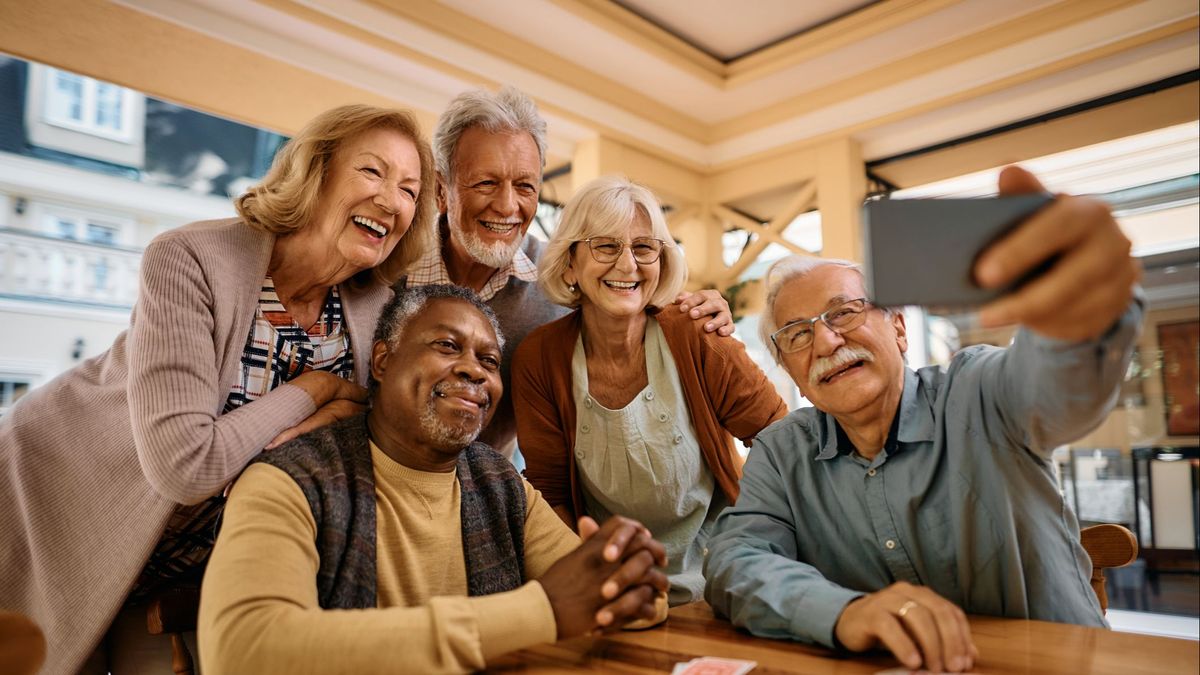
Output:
[
  {"xmin": 704, "ymin": 166, "xmax": 1143, "ymax": 673},
  {"xmin": 400, "ymin": 86, "xmax": 733, "ymax": 458},
  {"xmin": 199, "ymin": 285, "xmax": 668, "ymax": 673}
]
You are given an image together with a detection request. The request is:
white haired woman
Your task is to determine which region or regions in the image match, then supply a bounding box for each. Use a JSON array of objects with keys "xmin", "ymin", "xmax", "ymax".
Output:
[
  {"xmin": 0, "ymin": 104, "xmax": 437, "ymax": 673},
  {"xmin": 513, "ymin": 176, "xmax": 787, "ymax": 606}
]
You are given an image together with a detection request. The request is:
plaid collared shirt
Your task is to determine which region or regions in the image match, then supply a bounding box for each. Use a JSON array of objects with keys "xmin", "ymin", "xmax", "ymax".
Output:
[
  {"xmin": 127, "ymin": 277, "xmax": 354, "ymax": 604},
  {"xmin": 405, "ymin": 242, "xmax": 539, "ymax": 301}
]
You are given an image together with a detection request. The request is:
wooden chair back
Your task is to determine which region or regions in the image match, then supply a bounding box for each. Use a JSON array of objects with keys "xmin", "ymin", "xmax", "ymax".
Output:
[
  {"xmin": 146, "ymin": 586, "xmax": 201, "ymax": 675},
  {"xmin": 1079, "ymin": 523, "xmax": 1139, "ymax": 612},
  {"xmin": 0, "ymin": 611, "xmax": 46, "ymax": 675}
]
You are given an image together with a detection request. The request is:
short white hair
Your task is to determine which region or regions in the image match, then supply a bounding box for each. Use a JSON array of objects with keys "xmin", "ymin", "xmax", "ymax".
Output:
[
  {"xmin": 433, "ymin": 86, "xmax": 548, "ymax": 178},
  {"xmin": 538, "ymin": 175, "xmax": 687, "ymax": 310},
  {"xmin": 758, "ymin": 255, "xmax": 864, "ymax": 365}
]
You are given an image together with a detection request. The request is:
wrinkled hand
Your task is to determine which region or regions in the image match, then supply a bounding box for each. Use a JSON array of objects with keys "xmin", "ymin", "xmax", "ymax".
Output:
[
  {"xmin": 539, "ymin": 515, "xmax": 668, "ymax": 638},
  {"xmin": 974, "ymin": 166, "xmax": 1140, "ymax": 341},
  {"xmin": 288, "ymin": 370, "xmax": 369, "ymax": 409},
  {"xmin": 835, "ymin": 581, "xmax": 977, "ymax": 673},
  {"xmin": 675, "ymin": 289, "xmax": 735, "ymax": 336},
  {"xmin": 266, "ymin": 399, "xmax": 367, "ymax": 449}
]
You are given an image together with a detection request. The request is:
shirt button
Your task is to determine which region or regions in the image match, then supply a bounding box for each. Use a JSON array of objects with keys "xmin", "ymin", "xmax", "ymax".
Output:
[
  {"xmin": 673, "ymin": 434, "xmax": 683, "ymax": 445},
  {"xmin": 580, "ymin": 424, "xmax": 590, "ymax": 434},
  {"xmin": 644, "ymin": 390, "xmax": 655, "ymax": 401},
  {"xmin": 867, "ymin": 469, "xmax": 877, "ymax": 477},
  {"xmin": 584, "ymin": 397, "xmax": 593, "ymax": 409},
  {"xmin": 885, "ymin": 539, "xmax": 896, "ymax": 550},
  {"xmin": 658, "ymin": 412, "xmax": 669, "ymax": 423}
]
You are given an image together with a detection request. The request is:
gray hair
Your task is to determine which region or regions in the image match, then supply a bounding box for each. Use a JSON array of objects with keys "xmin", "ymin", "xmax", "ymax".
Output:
[
  {"xmin": 433, "ymin": 86, "xmax": 548, "ymax": 178},
  {"xmin": 759, "ymin": 255, "xmax": 866, "ymax": 365},
  {"xmin": 370, "ymin": 284, "xmax": 505, "ymax": 397}
]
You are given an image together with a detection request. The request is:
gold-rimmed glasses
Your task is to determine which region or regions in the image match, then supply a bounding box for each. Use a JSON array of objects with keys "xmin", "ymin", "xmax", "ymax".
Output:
[
  {"xmin": 576, "ymin": 236, "xmax": 666, "ymax": 265},
  {"xmin": 770, "ymin": 298, "xmax": 871, "ymax": 354}
]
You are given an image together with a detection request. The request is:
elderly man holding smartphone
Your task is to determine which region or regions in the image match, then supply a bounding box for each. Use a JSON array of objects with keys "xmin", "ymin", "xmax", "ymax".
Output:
[{"xmin": 703, "ymin": 166, "xmax": 1141, "ymax": 673}]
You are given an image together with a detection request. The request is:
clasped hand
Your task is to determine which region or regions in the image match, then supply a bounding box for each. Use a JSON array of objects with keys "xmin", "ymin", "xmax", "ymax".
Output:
[{"xmin": 538, "ymin": 515, "xmax": 668, "ymax": 639}]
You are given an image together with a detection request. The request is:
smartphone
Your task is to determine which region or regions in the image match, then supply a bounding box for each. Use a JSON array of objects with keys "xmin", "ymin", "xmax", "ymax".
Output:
[{"xmin": 862, "ymin": 193, "xmax": 1053, "ymax": 309}]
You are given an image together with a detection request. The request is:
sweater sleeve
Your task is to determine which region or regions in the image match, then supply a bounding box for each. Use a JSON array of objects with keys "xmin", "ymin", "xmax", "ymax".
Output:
[
  {"xmin": 198, "ymin": 463, "xmax": 561, "ymax": 675},
  {"xmin": 521, "ymin": 478, "xmax": 581, "ymax": 580},
  {"xmin": 512, "ymin": 334, "xmax": 573, "ymax": 511},
  {"xmin": 701, "ymin": 326, "xmax": 788, "ymax": 444},
  {"xmin": 127, "ymin": 236, "xmax": 316, "ymax": 504}
]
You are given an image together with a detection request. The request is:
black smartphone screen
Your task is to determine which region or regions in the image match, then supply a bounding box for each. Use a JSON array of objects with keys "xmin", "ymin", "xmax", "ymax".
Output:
[{"xmin": 862, "ymin": 193, "xmax": 1053, "ymax": 309}]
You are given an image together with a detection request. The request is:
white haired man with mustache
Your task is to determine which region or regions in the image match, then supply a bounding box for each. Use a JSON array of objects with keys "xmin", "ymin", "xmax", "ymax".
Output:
[
  {"xmin": 198, "ymin": 285, "xmax": 668, "ymax": 673},
  {"xmin": 704, "ymin": 167, "xmax": 1143, "ymax": 673}
]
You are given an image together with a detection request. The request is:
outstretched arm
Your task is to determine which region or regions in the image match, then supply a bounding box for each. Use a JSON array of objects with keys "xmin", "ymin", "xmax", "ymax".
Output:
[{"xmin": 967, "ymin": 167, "xmax": 1143, "ymax": 458}]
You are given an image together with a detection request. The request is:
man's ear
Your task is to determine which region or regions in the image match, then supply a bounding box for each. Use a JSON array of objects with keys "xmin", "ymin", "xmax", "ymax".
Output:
[
  {"xmin": 891, "ymin": 310, "xmax": 908, "ymax": 355},
  {"xmin": 436, "ymin": 172, "xmax": 449, "ymax": 214},
  {"xmin": 370, "ymin": 340, "xmax": 390, "ymax": 382}
]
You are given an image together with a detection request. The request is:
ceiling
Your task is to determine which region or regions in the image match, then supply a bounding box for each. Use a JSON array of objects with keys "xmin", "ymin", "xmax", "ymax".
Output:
[
  {"xmin": 103, "ymin": 0, "xmax": 1190, "ymax": 172},
  {"xmin": 613, "ymin": 0, "xmax": 878, "ymax": 61},
  {"xmin": 8, "ymin": 0, "xmax": 1199, "ymax": 185}
]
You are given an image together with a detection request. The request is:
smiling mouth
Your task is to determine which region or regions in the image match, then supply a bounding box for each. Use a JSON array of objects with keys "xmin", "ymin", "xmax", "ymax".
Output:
[
  {"xmin": 820, "ymin": 360, "xmax": 866, "ymax": 384},
  {"xmin": 433, "ymin": 383, "xmax": 489, "ymax": 412},
  {"xmin": 353, "ymin": 215, "xmax": 388, "ymax": 239},
  {"xmin": 480, "ymin": 220, "xmax": 519, "ymax": 235},
  {"xmin": 603, "ymin": 280, "xmax": 639, "ymax": 290}
]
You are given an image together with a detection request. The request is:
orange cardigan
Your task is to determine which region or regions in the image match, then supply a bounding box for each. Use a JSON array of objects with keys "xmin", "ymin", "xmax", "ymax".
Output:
[{"xmin": 512, "ymin": 308, "xmax": 788, "ymax": 523}]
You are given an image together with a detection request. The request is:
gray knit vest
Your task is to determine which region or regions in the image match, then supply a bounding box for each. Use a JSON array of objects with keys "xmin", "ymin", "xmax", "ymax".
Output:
[{"xmin": 254, "ymin": 414, "xmax": 526, "ymax": 609}]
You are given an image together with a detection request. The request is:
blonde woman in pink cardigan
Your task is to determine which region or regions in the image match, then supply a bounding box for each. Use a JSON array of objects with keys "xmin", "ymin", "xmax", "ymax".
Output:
[{"xmin": 0, "ymin": 105, "xmax": 437, "ymax": 673}]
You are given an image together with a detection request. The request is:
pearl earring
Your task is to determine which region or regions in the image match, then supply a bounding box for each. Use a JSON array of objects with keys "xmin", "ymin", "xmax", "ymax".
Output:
[{"xmin": 568, "ymin": 284, "xmax": 577, "ymax": 293}]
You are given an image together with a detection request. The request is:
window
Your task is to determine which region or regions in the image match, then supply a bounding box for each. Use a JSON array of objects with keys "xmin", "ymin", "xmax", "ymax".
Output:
[
  {"xmin": 85, "ymin": 223, "xmax": 118, "ymax": 246},
  {"xmin": 43, "ymin": 212, "xmax": 124, "ymax": 247},
  {"xmin": 0, "ymin": 379, "xmax": 31, "ymax": 416},
  {"xmin": 42, "ymin": 67, "xmax": 135, "ymax": 141}
]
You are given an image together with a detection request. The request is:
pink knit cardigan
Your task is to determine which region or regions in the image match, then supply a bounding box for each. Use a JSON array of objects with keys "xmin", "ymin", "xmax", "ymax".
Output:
[{"xmin": 0, "ymin": 218, "xmax": 392, "ymax": 673}]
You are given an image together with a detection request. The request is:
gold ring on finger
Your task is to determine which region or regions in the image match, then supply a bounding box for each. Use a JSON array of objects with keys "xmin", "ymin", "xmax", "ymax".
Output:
[{"xmin": 897, "ymin": 600, "xmax": 919, "ymax": 618}]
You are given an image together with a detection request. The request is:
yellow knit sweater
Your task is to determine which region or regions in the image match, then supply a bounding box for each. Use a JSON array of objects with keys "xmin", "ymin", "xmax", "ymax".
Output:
[{"xmin": 198, "ymin": 441, "xmax": 579, "ymax": 673}]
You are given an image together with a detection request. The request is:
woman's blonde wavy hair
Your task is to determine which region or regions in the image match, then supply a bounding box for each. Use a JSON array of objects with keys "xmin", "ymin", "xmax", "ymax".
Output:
[{"xmin": 235, "ymin": 104, "xmax": 436, "ymax": 287}]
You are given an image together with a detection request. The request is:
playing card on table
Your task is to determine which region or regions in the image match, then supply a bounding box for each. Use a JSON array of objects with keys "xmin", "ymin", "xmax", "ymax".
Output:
[{"xmin": 671, "ymin": 656, "xmax": 757, "ymax": 675}]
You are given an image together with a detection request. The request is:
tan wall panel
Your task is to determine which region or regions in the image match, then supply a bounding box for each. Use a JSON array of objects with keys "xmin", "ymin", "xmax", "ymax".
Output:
[
  {"xmin": 0, "ymin": 0, "xmax": 438, "ymax": 136},
  {"xmin": 708, "ymin": 147, "xmax": 817, "ymax": 205}
]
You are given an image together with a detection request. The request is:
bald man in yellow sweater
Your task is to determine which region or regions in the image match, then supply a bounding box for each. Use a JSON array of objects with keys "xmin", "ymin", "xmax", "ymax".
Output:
[{"xmin": 198, "ymin": 285, "xmax": 667, "ymax": 673}]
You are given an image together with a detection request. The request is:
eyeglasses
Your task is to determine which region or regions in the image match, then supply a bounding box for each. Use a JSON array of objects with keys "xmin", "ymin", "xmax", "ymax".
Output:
[
  {"xmin": 575, "ymin": 237, "xmax": 666, "ymax": 265},
  {"xmin": 770, "ymin": 298, "xmax": 871, "ymax": 354}
]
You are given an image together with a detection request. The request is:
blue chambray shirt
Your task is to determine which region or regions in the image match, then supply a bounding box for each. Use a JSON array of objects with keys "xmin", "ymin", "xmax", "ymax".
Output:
[{"xmin": 703, "ymin": 299, "xmax": 1143, "ymax": 648}]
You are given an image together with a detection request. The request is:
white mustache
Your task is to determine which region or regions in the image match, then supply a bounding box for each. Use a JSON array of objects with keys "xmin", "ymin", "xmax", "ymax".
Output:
[
  {"xmin": 433, "ymin": 381, "xmax": 491, "ymax": 410},
  {"xmin": 809, "ymin": 346, "xmax": 874, "ymax": 386}
]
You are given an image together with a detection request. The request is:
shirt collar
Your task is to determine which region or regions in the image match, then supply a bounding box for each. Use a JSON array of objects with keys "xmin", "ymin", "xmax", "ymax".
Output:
[
  {"xmin": 814, "ymin": 367, "xmax": 934, "ymax": 461},
  {"xmin": 405, "ymin": 218, "xmax": 539, "ymax": 301}
]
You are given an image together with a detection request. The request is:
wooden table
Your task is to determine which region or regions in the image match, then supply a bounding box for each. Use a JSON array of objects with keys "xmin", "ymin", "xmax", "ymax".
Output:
[{"xmin": 490, "ymin": 602, "xmax": 1198, "ymax": 674}]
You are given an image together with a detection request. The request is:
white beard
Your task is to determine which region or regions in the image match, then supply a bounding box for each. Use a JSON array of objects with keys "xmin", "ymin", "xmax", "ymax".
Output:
[{"xmin": 450, "ymin": 218, "xmax": 524, "ymax": 269}]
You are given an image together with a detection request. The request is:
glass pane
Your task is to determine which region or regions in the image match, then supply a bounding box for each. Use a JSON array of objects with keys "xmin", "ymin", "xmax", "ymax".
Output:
[
  {"xmin": 56, "ymin": 218, "xmax": 77, "ymax": 239},
  {"xmin": 93, "ymin": 260, "xmax": 109, "ymax": 290},
  {"xmin": 85, "ymin": 223, "xmax": 118, "ymax": 246},
  {"xmin": 94, "ymin": 83, "xmax": 124, "ymax": 131},
  {"xmin": 48, "ymin": 70, "xmax": 84, "ymax": 122}
]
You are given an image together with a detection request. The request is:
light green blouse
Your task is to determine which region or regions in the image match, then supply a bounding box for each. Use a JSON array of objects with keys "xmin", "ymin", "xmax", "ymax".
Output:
[{"xmin": 571, "ymin": 319, "xmax": 726, "ymax": 605}]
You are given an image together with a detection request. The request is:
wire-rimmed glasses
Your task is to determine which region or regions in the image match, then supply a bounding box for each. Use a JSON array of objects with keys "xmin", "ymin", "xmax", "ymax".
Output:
[
  {"xmin": 770, "ymin": 298, "xmax": 871, "ymax": 354},
  {"xmin": 576, "ymin": 237, "xmax": 666, "ymax": 265}
]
